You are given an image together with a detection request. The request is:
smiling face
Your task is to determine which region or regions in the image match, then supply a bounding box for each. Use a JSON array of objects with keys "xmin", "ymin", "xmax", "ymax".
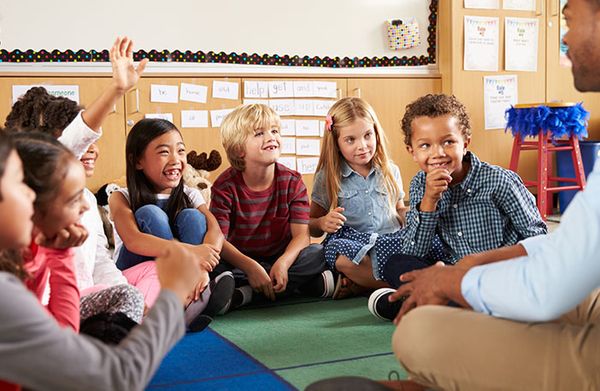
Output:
[
  {"xmin": 80, "ymin": 143, "xmax": 99, "ymax": 178},
  {"xmin": 407, "ymin": 114, "xmax": 471, "ymax": 183},
  {"xmin": 562, "ymin": 0, "xmax": 600, "ymax": 92},
  {"xmin": 336, "ymin": 117, "xmax": 377, "ymax": 175},
  {"xmin": 241, "ymin": 123, "xmax": 281, "ymax": 169},
  {"xmin": 33, "ymin": 159, "xmax": 89, "ymax": 239},
  {"xmin": 136, "ymin": 130, "xmax": 187, "ymax": 194},
  {"xmin": 0, "ymin": 151, "xmax": 36, "ymax": 248}
]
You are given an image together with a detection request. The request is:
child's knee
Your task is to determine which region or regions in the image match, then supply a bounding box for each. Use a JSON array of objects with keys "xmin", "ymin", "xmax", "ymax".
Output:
[
  {"xmin": 176, "ymin": 208, "xmax": 206, "ymax": 228},
  {"xmin": 135, "ymin": 204, "xmax": 168, "ymax": 223}
]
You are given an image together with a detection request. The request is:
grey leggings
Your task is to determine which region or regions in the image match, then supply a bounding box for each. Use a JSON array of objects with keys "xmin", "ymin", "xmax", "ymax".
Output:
[{"xmin": 80, "ymin": 284, "xmax": 145, "ymax": 323}]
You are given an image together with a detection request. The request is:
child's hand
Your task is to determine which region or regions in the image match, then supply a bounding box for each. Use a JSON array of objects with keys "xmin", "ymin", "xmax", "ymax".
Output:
[
  {"xmin": 36, "ymin": 223, "xmax": 88, "ymax": 249},
  {"xmin": 156, "ymin": 243, "xmax": 202, "ymax": 305},
  {"xmin": 320, "ymin": 207, "xmax": 346, "ymax": 233},
  {"xmin": 269, "ymin": 260, "xmax": 289, "ymax": 295},
  {"xmin": 191, "ymin": 270, "xmax": 210, "ymax": 301},
  {"xmin": 247, "ymin": 262, "xmax": 275, "ymax": 301},
  {"xmin": 110, "ymin": 36, "xmax": 148, "ymax": 94},
  {"xmin": 397, "ymin": 206, "xmax": 409, "ymax": 227},
  {"xmin": 421, "ymin": 168, "xmax": 452, "ymax": 212},
  {"xmin": 189, "ymin": 243, "xmax": 220, "ymax": 271}
]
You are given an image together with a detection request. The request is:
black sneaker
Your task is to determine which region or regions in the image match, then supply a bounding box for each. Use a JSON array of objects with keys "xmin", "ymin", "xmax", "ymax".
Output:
[
  {"xmin": 368, "ymin": 288, "xmax": 403, "ymax": 321},
  {"xmin": 185, "ymin": 271, "xmax": 235, "ymax": 332}
]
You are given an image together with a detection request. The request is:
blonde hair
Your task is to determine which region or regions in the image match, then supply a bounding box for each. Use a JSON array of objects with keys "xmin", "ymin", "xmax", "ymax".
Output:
[
  {"xmin": 317, "ymin": 97, "xmax": 401, "ymax": 214},
  {"xmin": 220, "ymin": 104, "xmax": 281, "ymax": 171}
]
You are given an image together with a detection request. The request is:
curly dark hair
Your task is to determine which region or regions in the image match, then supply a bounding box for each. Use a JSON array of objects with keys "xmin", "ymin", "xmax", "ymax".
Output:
[
  {"xmin": 4, "ymin": 86, "xmax": 82, "ymax": 138},
  {"xmin": 401, "ymin": 94, "xmax": 472, "ymax": 146}
]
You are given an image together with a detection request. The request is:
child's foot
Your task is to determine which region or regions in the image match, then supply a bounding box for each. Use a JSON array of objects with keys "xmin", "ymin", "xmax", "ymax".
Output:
[
  {"xmin": 185, "ymin": 271, "xmax": 235, "ymax": 332},
  {"xmin": 368, "ymin": 288, "xmax": 403, "ymax": 321},
  {"xmin": 301, "ymin": 270, "xmax": 335, "ymax": 298},
  {"xmin": 218, "ymin": 284, "xmax": 253, "ymax": 314},
  {"xmin": 332, "ymin": 274, "xmax": 366, "ymax": 300}
]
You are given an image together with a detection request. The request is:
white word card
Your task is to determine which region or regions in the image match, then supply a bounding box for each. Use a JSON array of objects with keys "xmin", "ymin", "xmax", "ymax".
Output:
[
  {"xmin": 180, "ymin": 83, "xmax": 208, "ymax": 103},
  {"xmin": 212, "ymin": 81, "xmax": 239, "ymax": 100},
  {"xmin": 181, "ymin": 110, "xmax": 209, "ymax": 128},
  {"xmin": 151, "ymin": 84, "xmax": 179, "ymax": 103}
]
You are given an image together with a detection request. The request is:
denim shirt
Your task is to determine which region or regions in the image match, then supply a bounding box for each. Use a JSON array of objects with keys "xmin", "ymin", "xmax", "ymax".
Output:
[{"xmin": 312, "ymin": 161, "xmax": 405, "ymax": 235}]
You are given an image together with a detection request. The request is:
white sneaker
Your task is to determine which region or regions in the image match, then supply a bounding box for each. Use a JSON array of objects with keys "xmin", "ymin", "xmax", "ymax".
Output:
[
  {"xmin": 321, "ymin": 270, "xmax": 335, "ymax": 298},
  {"xmin": 368, "ymin": 288, "xmax": 400, "ymax": 321}
]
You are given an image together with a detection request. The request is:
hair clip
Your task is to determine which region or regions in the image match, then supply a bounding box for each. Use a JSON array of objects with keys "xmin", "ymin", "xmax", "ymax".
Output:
[{"xmin": 325, "ymin": 115, "xmax": 333, "ymax": 132}]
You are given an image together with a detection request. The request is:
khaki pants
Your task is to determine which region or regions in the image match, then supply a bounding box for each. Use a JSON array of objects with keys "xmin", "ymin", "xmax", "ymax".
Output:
[{"xmin": 392, "ymin": 290, "xmax": 600, "ymax": 391}]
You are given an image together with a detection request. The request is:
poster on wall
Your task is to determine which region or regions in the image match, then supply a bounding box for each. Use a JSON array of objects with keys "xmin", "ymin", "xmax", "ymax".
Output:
[
  {"xmin": 464, "ymin": 16, "xmax": 499, "ymax": 71},
  {"xmin": 503, "ymin": 0, "xmax": 536, "ymax": 11},
  {"xmin": 505, "ymin": 17, "xmax": 539, "ymax": 72},
  {"xmin": 464, "ymin": 0, "xmax": 499, "ymax": 9},
  {"xmin": 560, "ymin": 0, "xmax": 571, "ymax": 67},
  {"xmin": 484, "ymin": 75, "xmax": 518, "ymax": 130}
]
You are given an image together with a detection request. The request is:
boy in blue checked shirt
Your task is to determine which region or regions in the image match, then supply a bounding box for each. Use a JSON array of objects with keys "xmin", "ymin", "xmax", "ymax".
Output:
[{"xmin": 368, "ymin": 94, "xmax": 547, "ymax": 321}]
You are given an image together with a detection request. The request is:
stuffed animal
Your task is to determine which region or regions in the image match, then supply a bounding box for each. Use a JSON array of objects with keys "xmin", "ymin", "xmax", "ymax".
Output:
[
  {"xmin": 183, "ymin": 149, "xmax": 222, "ymax": 202},
  {"xmin": 95, "ymin": 176, "xmax": 126, "ymax": 248}
]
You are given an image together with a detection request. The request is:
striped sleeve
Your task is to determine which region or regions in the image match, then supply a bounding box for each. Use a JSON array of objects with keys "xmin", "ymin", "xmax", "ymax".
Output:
[
  {"xmin": 288, "ymin": 174, "xmax": 310, "ymax": 224},
  {"xmin": 209, "ymin": 174, "xmax": 234, "ymax": 237}
]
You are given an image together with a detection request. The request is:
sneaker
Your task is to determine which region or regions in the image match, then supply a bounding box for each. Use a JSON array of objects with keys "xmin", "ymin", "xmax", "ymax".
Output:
[
  {"xmin": 320, "ymin": 270, "xmax": 335, "ymax": 298},
  {"xmin": 368, "ymin": 288, "xmax": 403, "ymax": 321},
  {"xmin": 186, "ymin": 271, "xmax": 235, "ymax": 332},
  {"xmin": 217, "ymin": 284, "xmax": 253, "ymax": 315}
]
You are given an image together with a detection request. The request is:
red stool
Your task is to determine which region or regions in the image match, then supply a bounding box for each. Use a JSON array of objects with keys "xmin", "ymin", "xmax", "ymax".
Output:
[{"xmin": 508, "ymin": 103, "xmax": 587, "ymax": 220}]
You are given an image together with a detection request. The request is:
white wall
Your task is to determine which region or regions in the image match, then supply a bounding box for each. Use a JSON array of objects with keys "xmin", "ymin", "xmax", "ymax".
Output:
[{"xmin": 0, "ymin": 0, "xmax": 431, "ymax": 58}]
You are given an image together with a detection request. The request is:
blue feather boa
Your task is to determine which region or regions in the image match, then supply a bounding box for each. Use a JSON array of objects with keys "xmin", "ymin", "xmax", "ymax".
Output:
[{"xmin": 505, "ymin": 103, "xmax": 589, "ymax": 140}]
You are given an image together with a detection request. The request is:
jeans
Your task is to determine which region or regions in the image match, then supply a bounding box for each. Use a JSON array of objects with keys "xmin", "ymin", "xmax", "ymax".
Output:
[{"xmin": 116, "ymin": 204, "xmax": 207, "ymax": 270}]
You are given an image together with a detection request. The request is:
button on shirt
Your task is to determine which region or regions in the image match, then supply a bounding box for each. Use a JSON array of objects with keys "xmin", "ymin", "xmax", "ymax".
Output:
[
  {"xmin": 312, "ymin": 162, "xmax": 405, "ymax": 235},
  {"xmin": 462, "ymin": 158, "xmax": 600, "ymax": 322},
  {"xmin": 403, "ymin": 152, "xmax": 547, "ymax": 264}
]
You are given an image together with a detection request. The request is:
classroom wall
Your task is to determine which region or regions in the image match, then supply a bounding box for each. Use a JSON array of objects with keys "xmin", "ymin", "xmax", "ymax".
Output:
[{"xmin": 0, "ymin": 0, "xmax": 430, "ymax": 58}]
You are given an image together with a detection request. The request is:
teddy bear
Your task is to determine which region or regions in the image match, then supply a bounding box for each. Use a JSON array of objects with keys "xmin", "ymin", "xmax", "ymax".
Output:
[{"xmin": 183, "ymin": 149, "xmax": 222, "ymax": 202}]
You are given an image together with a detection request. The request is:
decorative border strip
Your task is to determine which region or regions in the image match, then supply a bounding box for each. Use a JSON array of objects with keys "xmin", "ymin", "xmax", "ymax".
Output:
[{"xmin": 0, "ymin": 1, "xmax": 437, "ymax": 67}]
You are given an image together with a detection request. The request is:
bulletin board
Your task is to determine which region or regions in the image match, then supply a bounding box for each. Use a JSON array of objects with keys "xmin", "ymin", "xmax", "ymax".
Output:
[{"xmin": 0, "ymin": 0, "xmax": 437, "ymax": 68}]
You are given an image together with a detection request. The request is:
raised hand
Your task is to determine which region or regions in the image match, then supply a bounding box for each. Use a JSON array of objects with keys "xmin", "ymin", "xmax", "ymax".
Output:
[{"xmin": 110, "ymin": 36, "xmax": 148, "ymax": 93}]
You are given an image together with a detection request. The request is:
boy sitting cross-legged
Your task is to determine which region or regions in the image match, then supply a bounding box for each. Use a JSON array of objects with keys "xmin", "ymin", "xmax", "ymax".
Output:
[
  {"xmin": 210, "ymin": 104, "xmax": 334, "ymax": 310},
  {"xmin": 368, "ymin": 94, "xmax": 548, "ymax": 321}
]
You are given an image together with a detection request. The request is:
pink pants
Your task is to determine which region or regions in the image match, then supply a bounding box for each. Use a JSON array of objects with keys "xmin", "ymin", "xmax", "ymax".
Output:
[{"xmin": 122, "ymin": 261, "xmax": 161, "ymax": 307}]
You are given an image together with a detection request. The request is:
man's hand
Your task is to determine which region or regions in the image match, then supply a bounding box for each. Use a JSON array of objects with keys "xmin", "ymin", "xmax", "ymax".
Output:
[{"xmin": 389, "ymin": 262, "xmax": 468, "ymax": 324}]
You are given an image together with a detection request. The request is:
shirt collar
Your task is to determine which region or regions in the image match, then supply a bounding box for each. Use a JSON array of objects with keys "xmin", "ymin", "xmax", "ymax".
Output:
[
  {"xmin": 341, "ymin": 160, "xmax": 377, "ymax": 178},
  {"xmin": 456, "ymin": 151, "xmax": 481, "ymax": 190}
]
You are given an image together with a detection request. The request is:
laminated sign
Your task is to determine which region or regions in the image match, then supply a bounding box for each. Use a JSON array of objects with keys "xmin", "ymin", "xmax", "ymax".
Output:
[{"xmin": 386, "ymin": 18, "xmax": 420, "ymax": 50}]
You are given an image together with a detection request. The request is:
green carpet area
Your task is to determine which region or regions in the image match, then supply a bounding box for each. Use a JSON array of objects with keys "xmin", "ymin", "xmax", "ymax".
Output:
[{"xmin": 210, "ymin": 297, "xmax": 408, "ymax": 390}]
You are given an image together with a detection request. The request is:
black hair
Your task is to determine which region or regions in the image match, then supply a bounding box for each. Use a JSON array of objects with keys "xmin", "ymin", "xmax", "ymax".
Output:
[
  {"xmin": 125, "ymin": 118, "xmax": 192, "ymax": 227},
  {"xmin": 4, "ymin": 86, "xmax": 82, "ymax": 137}
]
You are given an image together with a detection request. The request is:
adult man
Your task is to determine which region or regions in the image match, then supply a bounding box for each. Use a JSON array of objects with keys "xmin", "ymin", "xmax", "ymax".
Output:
[{"xmin": 391, "ymin": 0, "xmax": 600, "ymax": 389}]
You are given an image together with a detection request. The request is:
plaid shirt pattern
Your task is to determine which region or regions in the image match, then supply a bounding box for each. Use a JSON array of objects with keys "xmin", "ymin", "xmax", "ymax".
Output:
[{"xmin": 402, "ymin": 152, "xmax": 547, "ymax": 264}]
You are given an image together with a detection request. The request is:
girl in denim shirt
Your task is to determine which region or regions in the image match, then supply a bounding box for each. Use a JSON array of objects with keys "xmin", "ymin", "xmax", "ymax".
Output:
[{"xmin": 309, "ymin": 97, "xmax": 406, "ymax": 298}]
